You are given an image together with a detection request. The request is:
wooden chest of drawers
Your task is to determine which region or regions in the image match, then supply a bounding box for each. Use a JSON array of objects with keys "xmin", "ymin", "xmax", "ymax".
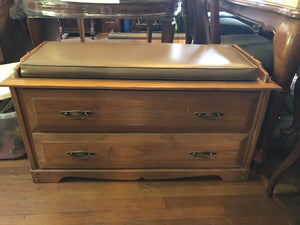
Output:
[
  {"xmin": 0, "ymin": 42, "xmax": 280, "ymax": 182},
  {"xmin": 2, "ymin": 77, "xmax": 279, "ymax": 182}
]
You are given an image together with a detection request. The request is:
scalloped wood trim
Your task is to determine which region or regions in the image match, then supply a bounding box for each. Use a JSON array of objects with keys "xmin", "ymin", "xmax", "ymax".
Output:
[{"xmin": 31, "ymin": 168, "xmax": 249, "ymax": 183}]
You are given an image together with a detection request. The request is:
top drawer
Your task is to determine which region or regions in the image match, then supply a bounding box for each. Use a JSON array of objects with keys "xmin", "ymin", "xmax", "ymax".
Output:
[{"xmin": 20, "ymin": 89, "xmax": 259, "ymax": 133}]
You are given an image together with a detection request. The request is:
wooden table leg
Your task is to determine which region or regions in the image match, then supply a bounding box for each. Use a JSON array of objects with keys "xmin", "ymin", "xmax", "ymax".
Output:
[
  {"xmin": 255, "ymin": 91, "xmax": 288, "ymax": 162},
  {"xmin": 27, "ymin": 18, "xmax": 44, "ymax": 47},
  {"xmin": 256, "ymin": 20, "xmax": 300, "ymax": 162},
  {"xmin": 77, "ymin": 18, "xmax": 85, "ymax": 43},
  {"xmin": 193, "ymin": 0, "xmax": 210, "ymax": 44},
  {"xmin": 266, "ymin": 135, "xmax": 300, "ymax": 198},
  {"xmin": 161, "ymin": 18, "xmax": 175, "ymax": 43},
  {"xmin": 210, "ymin": 0, "xmax": 221, "ymax": 44},
  {"xmin": 184, "ymin": 0, "xmax": 193, "ymax": 44},
  {"xmin": 184, "ymin": 0, "xmax": 210, "ymax": 44},
  {"xmin": 266, "ymin": 77, "xmax": 300, "ymax": 198},
  {"xmin": 146, "ymin": 19, "xmax": 154, "ymax": 43},
  {"xmin": 27, "ymin": 18, "xmax": 61, "ymax": 47}
]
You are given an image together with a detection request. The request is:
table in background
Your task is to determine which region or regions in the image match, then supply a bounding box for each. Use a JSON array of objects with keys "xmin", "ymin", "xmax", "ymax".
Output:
[
  {"xmin": 266, "ymin": 76, "xmax": 300, "ymax": 198},
  {"xmin": 220, "ymin": 0, "xmax": 300, "ymax": 161},
  {"xmin": 22, "ymin": 0, "xmax": 182, "ymax": 46}
]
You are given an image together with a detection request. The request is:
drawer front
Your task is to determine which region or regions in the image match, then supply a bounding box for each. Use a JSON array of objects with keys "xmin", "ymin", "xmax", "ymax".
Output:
[
  {"xmin": 21, "ymin": 89, "xmax": 259, "ymax": 133},
  {"xmin": 33, "ymin": 133, "xmax": 247, "ymax": 169}
]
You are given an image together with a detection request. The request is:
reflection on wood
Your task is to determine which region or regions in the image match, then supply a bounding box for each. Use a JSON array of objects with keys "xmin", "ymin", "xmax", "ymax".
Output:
[{"xmin": 246, "ymin": 0, "xmax": 300, "ymax": 9}]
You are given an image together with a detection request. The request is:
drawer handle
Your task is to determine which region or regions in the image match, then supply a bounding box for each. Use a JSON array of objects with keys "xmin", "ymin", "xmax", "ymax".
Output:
[
  {"xmin": 67, "ymin": 151, "xmax": 95, "ymax": 160},
  {"xmin": 189, "ymin": 151, "xmax": 216, "ymax": 159},
  {"xmin": 61, "ymin": 110, "xmax": 92, "ymax": 120},
  {"xmin": 194, "ymin": 112, "xmax": 224, "ymax": 121}
]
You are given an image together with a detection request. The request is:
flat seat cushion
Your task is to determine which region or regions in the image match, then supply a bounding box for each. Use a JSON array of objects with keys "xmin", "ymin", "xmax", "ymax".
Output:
[
  {"xmin": 221, "ymin": 34, "xmax": 273, "ymax": 75},
  {"xmin": 219, "ymin": 18, "xmax": 255, "ymax": 35},
  {"xmin": 19, "ymin": 42, "xmax": 258, "ymax": 81},
  {"xmin": 207, "ymin": 15, "xmax": 255, "ymax": 36}
]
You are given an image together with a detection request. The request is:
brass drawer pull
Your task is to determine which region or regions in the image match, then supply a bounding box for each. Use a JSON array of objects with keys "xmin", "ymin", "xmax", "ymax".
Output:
[
  {"xmin": 67, "ymin": 151, "xmax": 95, "ymax": 160},
  {"xmin": 61, "ymin": 110, "xmax": 92, "ymax": 120},
  {"xmin": 194, "ymin": 112, "xmax": 224, "ymax": 121},
  {"xmin": 189, "ymin": 151, "xmax": 216, "ymax": 159}
]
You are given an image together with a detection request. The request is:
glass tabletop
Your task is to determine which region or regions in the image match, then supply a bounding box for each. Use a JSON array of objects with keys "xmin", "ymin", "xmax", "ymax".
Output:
[{"xmin": 22, "ymin": 0, "xmax": 182, "ymax": 18}]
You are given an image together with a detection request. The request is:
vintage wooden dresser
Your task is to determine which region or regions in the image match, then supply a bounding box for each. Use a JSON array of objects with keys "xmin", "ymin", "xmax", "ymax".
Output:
[{"xmin": 1, "ymin": 42, "xmax": 280, "ymax": 182}]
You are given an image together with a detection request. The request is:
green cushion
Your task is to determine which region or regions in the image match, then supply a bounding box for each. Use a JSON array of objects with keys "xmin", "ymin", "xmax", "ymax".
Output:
[
  {"xmin": 220, "ymin": 18, "xmax": 255, "ymax": 35},
  {"xmin": 221, "ymin": 34, "xmax": 274, "ymax": 75}
]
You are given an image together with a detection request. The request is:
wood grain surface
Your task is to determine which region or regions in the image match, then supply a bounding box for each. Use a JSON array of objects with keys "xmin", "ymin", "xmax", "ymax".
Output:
[
  {"xmin": 20, "ymin": 89, "xmax": 259, "ymax": 133},
  {"xmin": 0, "ymin": 158, "xmax": 296, "ymax": 225},
  {"xmin": 33, "ymin": 133, "xmax": 247, "ymax": 169}
]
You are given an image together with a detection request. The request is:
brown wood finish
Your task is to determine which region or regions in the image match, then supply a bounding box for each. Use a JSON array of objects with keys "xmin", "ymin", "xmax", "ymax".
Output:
[
  {"xmin": 0, "ymin": 45, "xmax": 281, "ymax": 182},
  {"xmin": 24, "ymin": 0, "xmax": 181, "ymax": 45},
  {"xmin": 184, "ymin": 0, "xmax": 222, "ymax": 44},
  {"xmin": 266, "ymin": 76, "xmax": 300, "ymax": 198},
  {"xmin": 266, "ymin": 134, "xmax": 300, "ymax": 198},
  {"xmin": 220, "ymin": 0, "xmax": 300, "ymax": 161},
  {"xmin": 0, "ymin": 157, "xmax": 297, "ymax": 225},
  {"xmin": 31, "ymin": 168, "xmax": 249, "ymax": 183},
  {"xmin": 224, "ymin": 0, "xmax": 300, "ymax": 18},
  {"xmin": 20, "ymin": 89, "xmax": 259, "ymax": 133},
  {"xmin": 0, "ymin": 3, "xmax": 33, "ymax": 63},
  {"xmin": 101, "ymin": 18, "xmax": 122, "ymax": 33},
  {"xmin": 185, "ymin": 0, "xmax": 210, "ymax": 44},
  {"xmin": 243, "ymin": 90, "xmax": 271, "ymax": 168},
  {"xmin": 210, "ymin": 0, "xmax": 221, "ymax": 44},
  {"xmin": 59, "ymin": 18, "xmax": 98, "ymax": 38},
  {"xmin": 220, "ymin": 0, "xmax": 300, "ymax": 90},
  {"xmin": 146, "ymin": 20, "xmax": 154, "ymax": 43},
  {"xmin": 1, "ymin": 76, "xmax": 280, "ymax": 90},
  {"xmin": 0, "ymin": 1, "xmax": 12, "ymax": 32},
  {"xmin": 11, "ymin": 87, "xmax": 276, "ymax": 182},
  {"xmin": 26, "ymin": 18, "xmax": 43, "ymax": 47},
  {"xmin": 32, "ymin": 133, "xmax": 247, "ymax": 169},
  {"xmin": 27, "ymin": 18, "xmax": 61, "ymax": 47},
  {"xmin": 76, "ymin": 18, "xmax": 85, "ymax": 43},
  {"xmin": 9, "ymin": 88, "xmax": 37, "ymax": 170}
]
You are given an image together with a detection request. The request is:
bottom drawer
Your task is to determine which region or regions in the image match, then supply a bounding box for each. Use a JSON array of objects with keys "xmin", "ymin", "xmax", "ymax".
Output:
[{"xmin": 33, "ymin": 133, "xmax": 248, "ymax": 169}]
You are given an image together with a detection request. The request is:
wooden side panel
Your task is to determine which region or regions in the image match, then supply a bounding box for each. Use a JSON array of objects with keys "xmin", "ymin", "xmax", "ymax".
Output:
[{"xmin": 9, "ymin": 88, "xmax": 37, "ymax": 169}]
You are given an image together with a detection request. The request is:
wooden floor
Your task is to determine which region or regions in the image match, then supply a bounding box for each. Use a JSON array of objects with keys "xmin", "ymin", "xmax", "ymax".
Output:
[
  {"xmin": 0, "ymin": 33, "xmax": 299, "ymax": 225},
  {"xmin": 0, "ymin": 100, "xmax": 299, "ymax": 224},
  {"xmin": 0, "ymin": 157, "xmax": 299, "ymax": 225}
]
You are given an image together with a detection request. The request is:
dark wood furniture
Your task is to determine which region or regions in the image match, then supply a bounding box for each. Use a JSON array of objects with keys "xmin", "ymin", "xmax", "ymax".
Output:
[
  {"xmin": 266, "ymin": 76, "xmax": 300, "ymax": 198},
  {"xmin": 0, "ymin": 0, "xmax": 12, "ymax": 64},
  {"xmin": 0, "ymin": 0, "xmax": 32, "ymax": 64},
  {"xmin": 59, "ymin": 18, "xmax": 103, "ymax": 40},
  {"xmin": 22, "ymin": 0, "xmax": 181, "ymax": 46},
  {"xmin": 188, "ymin": 1, "xmax": 300, "ymax": 162},
  {"xmin": 219, "ymin": 0, "xmax": 300, "ymax": 161},
  {"xmin": 101, "ymin": 18, "xmax": 122, "ymax": 33},
  {"xmin": 184, "ymin": 0, "xmax": 220, "ymax": 44}
]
